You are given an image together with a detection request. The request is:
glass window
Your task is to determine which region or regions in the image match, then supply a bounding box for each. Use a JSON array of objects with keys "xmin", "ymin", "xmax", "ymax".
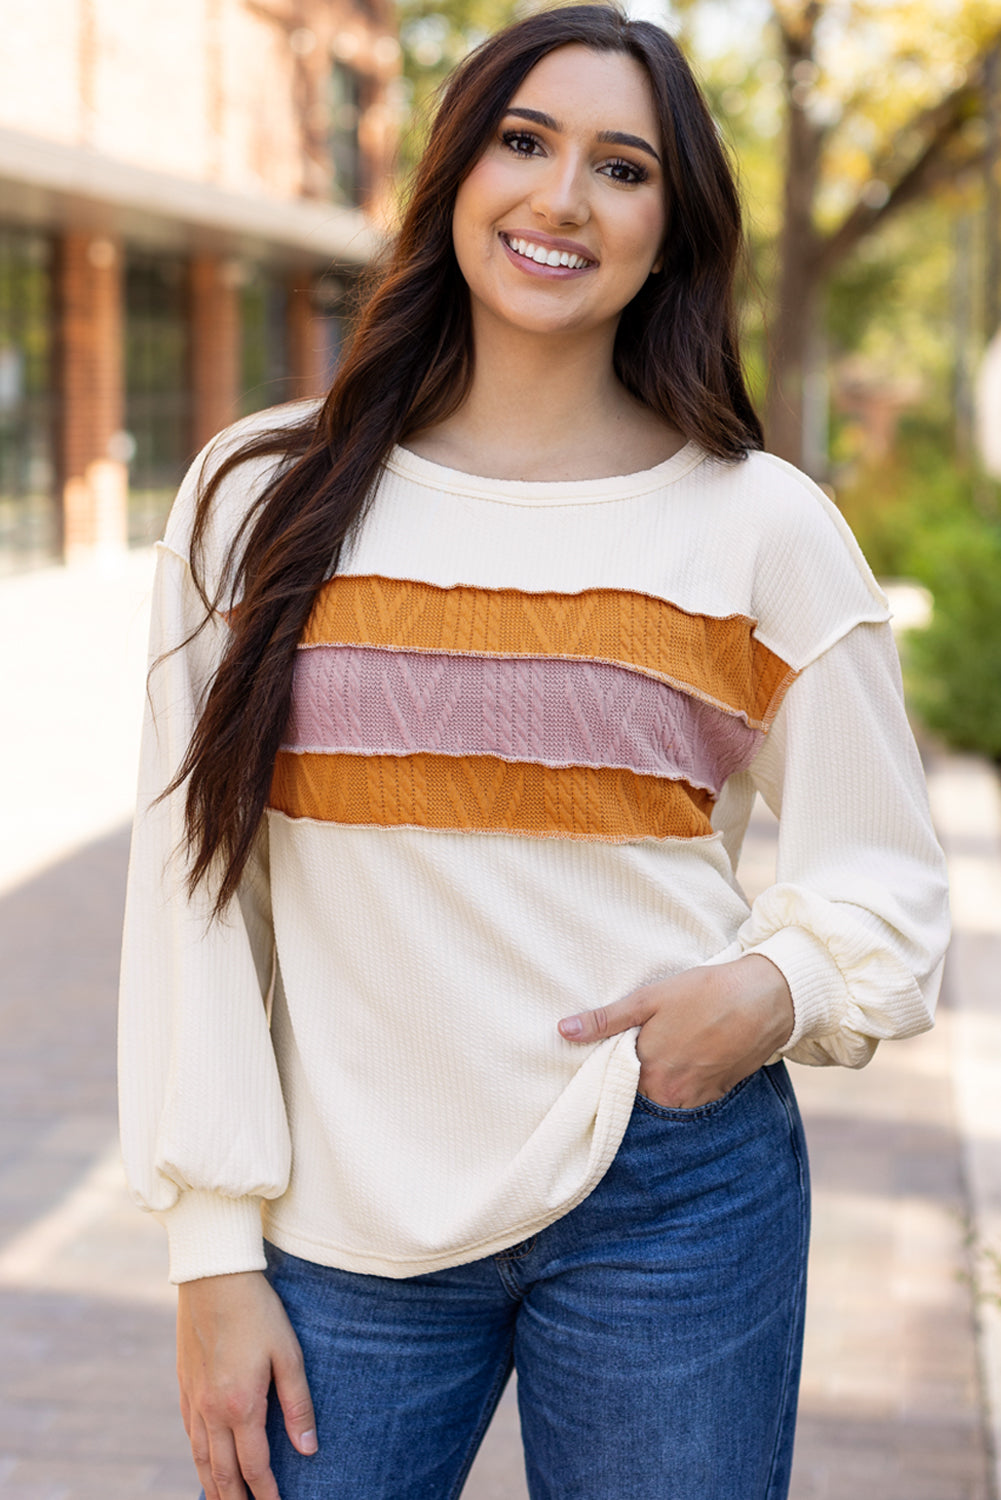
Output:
[
  {"xmin": 312, "ymin": 271, "xmax": 350, "ymax": 383},
  {"xmin": 328, "ymin": 62, "xmax": 366, "ymax": 208},
  {"xmin": 240, "ymin": 268, "xmax": 291, "ymax": 414},
  {"xmin": 0, "ymin": 226, "xmax": 56, "ymax": 574},
  {"xmin": 124, "ymin": 251, "xmax": 192, "ymax": 546}
]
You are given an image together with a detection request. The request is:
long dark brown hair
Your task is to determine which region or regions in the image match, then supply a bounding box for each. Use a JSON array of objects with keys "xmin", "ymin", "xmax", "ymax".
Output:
[{"xmin": 171, "ymin": 2, "xmax": 762, "ymax": 914}]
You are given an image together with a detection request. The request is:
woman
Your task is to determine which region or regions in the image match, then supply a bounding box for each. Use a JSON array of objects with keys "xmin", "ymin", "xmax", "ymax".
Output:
[{"xmin": 119, "ymin": 7, "xmax": 949, "ymax": 1499}]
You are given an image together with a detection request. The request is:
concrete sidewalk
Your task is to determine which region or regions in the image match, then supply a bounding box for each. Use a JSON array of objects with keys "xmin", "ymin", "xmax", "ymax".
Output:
[{"xmin": 0, "ymin": 553, "xmax": 999, "ymax": 1499}]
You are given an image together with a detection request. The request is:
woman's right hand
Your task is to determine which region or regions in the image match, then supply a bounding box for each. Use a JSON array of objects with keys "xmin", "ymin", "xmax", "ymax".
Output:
[{"xmin": 177, "ymin": 1269, "xmax": 317, "ymax": 1500}]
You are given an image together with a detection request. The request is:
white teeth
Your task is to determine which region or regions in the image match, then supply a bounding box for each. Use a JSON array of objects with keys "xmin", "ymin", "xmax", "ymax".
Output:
[{"xmin": 506, "ymin": 235, "xmax": 590, "ymax": 269}]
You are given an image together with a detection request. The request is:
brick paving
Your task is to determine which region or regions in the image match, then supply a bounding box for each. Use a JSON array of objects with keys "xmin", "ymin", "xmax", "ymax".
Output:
[{"xmin": 0, "ymin": 556, "xmax": 996, "ymax": 1499}]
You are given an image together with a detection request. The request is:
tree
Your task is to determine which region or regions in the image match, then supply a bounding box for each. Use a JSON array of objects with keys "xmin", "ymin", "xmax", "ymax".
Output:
[
  {"xmin": 773, "ymin": 2, "xmax": 1001, "ymax": 464},
  {"xmin": 395, "ymin": 0, "xmax": 522, "ymax": 171},
  {"xmin": 680, "ymin": 0, "xmax": 1001, "ymax": 465}
]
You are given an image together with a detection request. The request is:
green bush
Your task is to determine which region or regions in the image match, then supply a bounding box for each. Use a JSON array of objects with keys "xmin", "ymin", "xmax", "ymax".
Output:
[
  {"xmin": 835, "ymin": 423, "xmax": 980, "ymax": 578},
  {"xmin": 903, "ymin": 515, "xmax": 1001, "ymax": 762},
  {"xmin": 835, "ymin": 423, "xmax": 1001, "ymax": 761}
]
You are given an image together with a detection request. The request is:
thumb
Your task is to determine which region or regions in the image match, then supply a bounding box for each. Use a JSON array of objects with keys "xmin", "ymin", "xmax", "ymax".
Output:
[
  {"xmin": 273, "ymin": 1344, "xmax": 318, "ymax": 1456},
  {"xmin": 558, "ymin": 991, "xmax": 650, "ymax": 1045}
]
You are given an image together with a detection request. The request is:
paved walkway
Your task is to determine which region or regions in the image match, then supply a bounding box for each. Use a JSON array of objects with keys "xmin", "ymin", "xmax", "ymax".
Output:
[{"xmin": 0, "ymin": 554, "xmax": 998, "ymax": 1499}]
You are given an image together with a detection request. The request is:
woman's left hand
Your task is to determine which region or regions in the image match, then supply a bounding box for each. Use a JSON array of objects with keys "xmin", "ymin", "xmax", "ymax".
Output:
[{"xmin": 557, "ymin": 954, "xmax": 795, "ymax": 1109}]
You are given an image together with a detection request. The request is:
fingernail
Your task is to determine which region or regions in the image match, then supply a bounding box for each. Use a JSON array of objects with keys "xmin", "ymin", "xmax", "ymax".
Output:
[
  {"xmin": 300, "ymin": 1430, "xmax": 318, "ymax": 1455},
  {"xmin": 558, "ymin": 1016, "xmax": 583, "ymax": 1038}
]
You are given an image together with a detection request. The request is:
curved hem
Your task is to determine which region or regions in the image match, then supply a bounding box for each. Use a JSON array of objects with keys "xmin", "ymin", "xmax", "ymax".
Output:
[{"xmin": 259, "ymin": 1048, "xmax": 641, "ymax": 1279}]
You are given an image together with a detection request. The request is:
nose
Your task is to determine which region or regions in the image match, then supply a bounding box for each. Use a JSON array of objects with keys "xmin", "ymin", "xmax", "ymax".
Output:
[{"xmin": 528, "ymin": 153, "xmax": 591, "ymax": 229}]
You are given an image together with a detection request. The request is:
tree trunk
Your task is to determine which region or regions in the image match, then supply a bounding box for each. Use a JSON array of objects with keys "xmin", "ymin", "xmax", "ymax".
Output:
[{"xmin": 765, "ymin": 16, "xmax": 825, "ymax": 469}]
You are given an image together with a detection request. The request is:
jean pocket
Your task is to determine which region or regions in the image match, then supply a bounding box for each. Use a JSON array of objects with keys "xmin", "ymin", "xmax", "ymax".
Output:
[{"xmin": 632, "ymin": 1069, "xmax": 755, "ymax": 1122}]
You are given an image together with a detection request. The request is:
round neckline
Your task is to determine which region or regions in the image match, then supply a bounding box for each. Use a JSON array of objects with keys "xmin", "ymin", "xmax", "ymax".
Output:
[{"xmin": 384, "ymin": 440, "xmax": 708, "ymax": 506}]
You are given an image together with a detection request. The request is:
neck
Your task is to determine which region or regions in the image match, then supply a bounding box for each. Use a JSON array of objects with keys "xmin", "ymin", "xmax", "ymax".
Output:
[
  {"xmin": 406, "ymin": 306, "xmax": 686, "ymax": 481},
  {"xmin": 420, "ymin": 315, "xmax": 641, "ymax": 480}
]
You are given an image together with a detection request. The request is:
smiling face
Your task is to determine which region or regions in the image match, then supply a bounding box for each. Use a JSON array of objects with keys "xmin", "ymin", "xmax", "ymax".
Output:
[{"xmin": 451, "ymin": 45, "xmax": 668, "ymax": 344}]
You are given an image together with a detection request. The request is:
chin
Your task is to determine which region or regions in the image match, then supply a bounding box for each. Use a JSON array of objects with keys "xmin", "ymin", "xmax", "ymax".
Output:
[{"xmin": 478, "ymin": 293, "xmax": 611, "ymax": 339}]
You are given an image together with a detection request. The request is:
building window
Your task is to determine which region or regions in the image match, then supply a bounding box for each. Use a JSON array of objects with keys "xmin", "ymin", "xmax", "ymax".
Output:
[
  {"xmin": 241, "ymin": 269, "xmax": 291, "ymax": 414},
  {"xmin": 125, "ymin": 251, "xmax": 192, "ymax": 546},
  {"xmin": 312, "ymin": 272, "xmax": 350, "ymax": 381},
  {"xmin": 0, "ymin": 226, "xmax": 56, "ymax": 573},
  {"xmin": 328, "ymin": 62, "xmax": 365, "ymax": 208}
]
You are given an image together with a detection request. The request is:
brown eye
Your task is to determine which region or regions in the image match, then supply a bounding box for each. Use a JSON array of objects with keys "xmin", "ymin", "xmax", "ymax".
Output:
[
  {"xmin": 501, "ymin": 129, "xmax": 543, "ymax": 156},
  {"xmin": 601, "ymin": 158, "xmax": 648, "ymax": 185}
]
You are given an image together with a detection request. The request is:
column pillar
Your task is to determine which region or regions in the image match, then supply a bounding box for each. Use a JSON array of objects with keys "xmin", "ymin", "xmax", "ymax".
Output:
[
  {"xmin": 190, "ymin": 255, "xmax": 240, "ymax": 450},
  {"xmin": 57, "ymin": 232, "xmax": 127, "ymax": 565}
]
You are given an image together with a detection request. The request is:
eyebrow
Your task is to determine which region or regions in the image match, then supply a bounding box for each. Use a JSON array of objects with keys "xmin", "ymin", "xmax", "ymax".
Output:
[{"xmin": 504, "ymin": 106, "xmax": 662, "ymax": 165}]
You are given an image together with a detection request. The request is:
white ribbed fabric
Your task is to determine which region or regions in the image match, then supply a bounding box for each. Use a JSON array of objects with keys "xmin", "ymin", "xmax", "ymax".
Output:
[{"xmin": 118, "ymin": 405, "xmax": 950, "ymax": 1284}]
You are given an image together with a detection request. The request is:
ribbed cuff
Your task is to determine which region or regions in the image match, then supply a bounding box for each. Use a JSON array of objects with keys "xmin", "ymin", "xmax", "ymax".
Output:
[
  {"xmin": 749, "ymin": 925, "xmax": 850, "ymax": 1051},
  {"xmin": 157, "ymin": 1190, "xmax": 267, "ymax": 1284}
]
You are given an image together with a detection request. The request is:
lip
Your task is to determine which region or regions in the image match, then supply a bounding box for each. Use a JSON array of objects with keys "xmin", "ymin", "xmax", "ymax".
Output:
[{"xmin": 499, "ymin": 230, "xmax": 598, "ymax": 278}]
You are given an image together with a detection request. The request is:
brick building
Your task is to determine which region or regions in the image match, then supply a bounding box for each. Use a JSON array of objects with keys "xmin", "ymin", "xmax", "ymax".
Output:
[{"xmin": 0, "ymin": 0, "xmax": 399, "ymax": 570}]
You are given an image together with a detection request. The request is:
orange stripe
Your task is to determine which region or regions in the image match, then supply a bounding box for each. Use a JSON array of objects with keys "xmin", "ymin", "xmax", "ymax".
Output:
[
  {"xmin": 269, "ymin": 751, "xmax": 716, "ymax": 841},
  {"xmin": 304, "ymin": 576, "xmax": 794, "ymax": 728}
]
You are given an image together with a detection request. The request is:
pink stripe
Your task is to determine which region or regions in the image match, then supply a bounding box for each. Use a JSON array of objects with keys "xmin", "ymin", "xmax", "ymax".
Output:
[{"xmin": 283, "ymin": 646, "xmax": 762, "ymax": 797}]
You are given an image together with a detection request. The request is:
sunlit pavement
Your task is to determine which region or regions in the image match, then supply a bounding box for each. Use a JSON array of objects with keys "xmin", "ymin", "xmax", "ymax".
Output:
[{"xmin": 0, "ymin": 556, "xmax": 998, "ymax": 1499}]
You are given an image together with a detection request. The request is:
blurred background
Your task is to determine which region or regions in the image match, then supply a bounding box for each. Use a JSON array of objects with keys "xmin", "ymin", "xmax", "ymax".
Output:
[
  {"xmin": 2, "ymin": 0, "xmax": 1001, "ymax": 754},
  {"xmin": 2, "ymin": 1, "xmax": 1001, "ymax": 1497}
]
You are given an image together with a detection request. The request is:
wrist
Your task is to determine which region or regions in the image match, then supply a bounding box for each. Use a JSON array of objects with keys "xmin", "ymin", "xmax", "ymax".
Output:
[
  {"xmin": 178, "ymin": 1268, "xmax": 267, "ymax": 1306},
  {"xmin": 729, "ymin": 954, "xmax": 795, "ymax": 1053}
]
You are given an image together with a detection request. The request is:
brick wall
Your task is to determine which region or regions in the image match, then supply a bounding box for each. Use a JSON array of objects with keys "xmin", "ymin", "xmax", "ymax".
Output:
[
  {"xmin": 190, "ymin": 257, "xmax": 241, "ymax": 450},
  {"xmin": 0, "ymin": 0, "xmax": 399, "ymax": 210},
  {"xmin": 57, "ymin": 233, "xmax": 128, "ymax": 562},
  {"xmin": 0, "ymin": 0, "xmax": 398, "ymax": 563}
]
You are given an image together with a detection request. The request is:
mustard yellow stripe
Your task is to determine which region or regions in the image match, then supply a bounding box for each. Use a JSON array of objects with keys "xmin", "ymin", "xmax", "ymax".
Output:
[
  {"xmin": 269, "ymin": 751, "xmax": 716, "ymax": 841},
  {"xmin": 304, "ymin": 576, "xmax": 794, "ymax": 729}
]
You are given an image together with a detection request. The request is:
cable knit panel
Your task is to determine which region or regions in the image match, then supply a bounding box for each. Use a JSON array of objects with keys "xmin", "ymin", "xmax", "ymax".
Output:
[
  {"xmin": 282, "ymin": 648, "xmax": 764, "ymax": 789},
  {"xmin": 271, "ymin": 575, "xmax": 791, "ymax": 841},
  {"xmin": 270, "ymin": 751, "xmax": 718, "ymax": 839}
]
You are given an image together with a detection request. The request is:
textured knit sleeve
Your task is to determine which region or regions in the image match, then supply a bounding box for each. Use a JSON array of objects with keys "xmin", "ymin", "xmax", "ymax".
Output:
[
  {"xmin": 118, "ymin": 453, "xmax": 293, "ymax": 1283},
  {"xmin": 727, "ymin": 617, "xmax": 949, "ymax": 1067}
]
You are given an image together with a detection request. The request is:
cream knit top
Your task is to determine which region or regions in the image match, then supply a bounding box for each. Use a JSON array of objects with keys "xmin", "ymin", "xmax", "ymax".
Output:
[{"xmin": 118, "ymin": 405, "xmax": 950, "ymax": 1284}]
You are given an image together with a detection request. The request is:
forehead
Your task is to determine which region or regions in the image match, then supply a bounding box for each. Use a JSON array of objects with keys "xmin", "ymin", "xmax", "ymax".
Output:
[{"xmin": 507, "ymin": 45, "xmax": 660, "ymax": 141}]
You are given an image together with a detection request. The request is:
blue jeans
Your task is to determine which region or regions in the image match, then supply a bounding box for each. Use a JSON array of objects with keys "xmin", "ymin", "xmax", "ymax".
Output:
[{"xmin": 255, "ymin": 1062, "xmax": 809, "ymax": 1499}]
